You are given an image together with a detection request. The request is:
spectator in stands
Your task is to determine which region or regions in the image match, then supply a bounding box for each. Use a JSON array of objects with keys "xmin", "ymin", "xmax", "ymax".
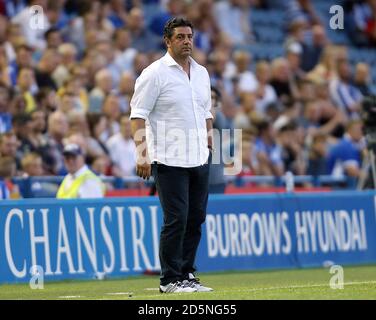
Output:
[
  {"xmin": 276, "ymin": 121, "xmax": 306, "ymax": 175},
  {"xmin": 301, "ymin": 24, "xmax": 327, "ymax": 72},
  {"xmin": 214, "ymin": 0, "xmax": 254, "ymax": 44},
  {"xmin": 329, "ymin": 58, "xmax": 363, "ymax": 119},
  {"xmin": 0, "ymin": 44, "xmax": 12, "ymax": 88},
  {"xmin": 68, "ymin": 110, "xmax": 107, "ymax": 163},
  {"xmin": 3, "ymin": 22, "xmax": 20, "ymax": 62},
  {"xmin": 35, "ymin": 87, "xmax": 58, "ymax": 113},
  {"xmin": 113, "ymin": 28, "xmax": 138, "ymax": 74},
  {"xmin": 233, "ymin": 92, "xmax": 259, "ymax": 130},
  {"xmin": 232, "ymin": 50, "xmax": 257, "ymax": 95},
  {"xmin": 68, "ymin": 6, "xmax": 114, "ymax": 54},
  {"xmin": 209, "ymin": 85, "xmax": 228, "ymax": 194},
  {"xmin": 46, "ymin": 110, "xmax": 68, "ymax": 174},
  {"xmin": 21, "ymin": 152, "xmax": 44, "ymax": 177},
  {"xmin": 52, "ymin": 43, "xmax": 78, "ymax": 88},
  {"xmin": 253, "ymin": 120, "xmax": 284, "ymax": 176},
  {"xmin": 350, "ymin": 0, "xmax": 376, "ymax": 46},
  {"xmin": 117, "ymin": 71, "xmax": 135, "ymax": 113},
  {"xmin": 86, "ymin": 112, "xmax": 109, "ymax": 151},
  {"xmin": 209, "ymin": 50, "xmax": 235, "ymax": 98},
  {"xmin": 9, "ymin": 44, "xmax": 35, "ymax": 87},
  {"xmin": 0, "ymin": 131, "xmax": 21, "ymax": 171},
  {"xmin": 300, "ymin": 100, "xmax": 344, "ymax": 143},
  {"xmin": 0, "ymin": 156, "xmax": 20, "ymax": 199},
  {"xmin": 127, "ymin": 7, "xmax": 159, "ymax": 53},
  {"xmin": 12, "ymin": 112, "xmax": 33, "ymax": 154},
  {"xmin": 353, "ymin": 62, "xmax": 372, "ymax": 96},
  {"xmin": 2, "ymin": 1, "xmax": 26, "ymax": 18},
  {"xmin": 253, "ymin": 61, "xmax": 278, "ymax": 115},
  {"xmin": 44, "ymin": 27, "xmax": 63, "ymax": 50},
  {"xmin": 107, "ymin": 0, "xmax": 127, "ymax": 29},
  {"xmin": 58, "ymin": 77, "xmax": 87, "ymax": 113},
  {"xmin": 270, "ymin": 57, "xmax": 299, "ymax": 102},
  {"xmin": 0, "ymin": 85, "xmax": 12, "ymax": 134},
  {"xmin": 95, "ymin": 39, "xmax": 122, "ymax": 87},
  {"xmin": 306, "ymin": 133, "xmax": 328, "ymax": 177},
  {"xmin": 35, "ymin": 49, "xmax": 59, "ymax": 90},
  {"xmin": 89, "ymin": 69, "xmax": 113, "ymax": 113},
  {"xmin": 15, "ymin": 67, "xmax": 37, "ymax": 113},
  {"xmin": 285, "ymin": 42, "xmax": 306, "ymax": 82},
  {"xmin": 284, "ymin": 0, "xmax": 322, "ymax": 29},
  {"xmin": 132, "ymin": 52, "xmax": 151, "ymax": 78},
  {"xmin": 186, "ymin": 0, "xmax": 220, "ymax": 54},
  {"xmin": 106, "ymin": 114, "xmax": 136, "ymax": 177},
  {"xmin": 314, "ymin": 80, "xmax": 347, "ymax": 138},
  {"xmin": 101, "ymin": 94, "xmax": 121, "ymax": 139},
  {"xmin": 306, "ymin": 45, "xmax": 345, "ymax": 83},
  {"xmin": 327, "ymin": 120, "xmax": 366, "ymax": 179},
  {"xmin": 149, "ymin": 0, "xmax": 185, "ymax": 37},
  {"xmin": 56, "ymin": 143, "xmax": 105, "ymax": 198}
]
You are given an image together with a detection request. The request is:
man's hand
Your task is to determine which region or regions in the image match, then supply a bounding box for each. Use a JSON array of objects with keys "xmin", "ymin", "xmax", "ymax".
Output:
[{"xmin": 136, "ymin": 162, "xmax": 151, "ymax": 180}]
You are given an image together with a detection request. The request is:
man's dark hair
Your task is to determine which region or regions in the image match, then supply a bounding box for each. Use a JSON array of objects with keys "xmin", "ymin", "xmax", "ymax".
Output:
[
  {"xmin": 44, "ymin": 27, "xmax": 60, "ymax": 40},
  {"xmin": 163, "ymin": 17, "xmax": 194, "ymax": 40}
]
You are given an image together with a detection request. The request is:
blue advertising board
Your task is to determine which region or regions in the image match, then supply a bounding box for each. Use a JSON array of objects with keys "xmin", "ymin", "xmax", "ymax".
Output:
[{"xmin": 0, "ymin": 191, "xmax": 375, "ymax": 283}]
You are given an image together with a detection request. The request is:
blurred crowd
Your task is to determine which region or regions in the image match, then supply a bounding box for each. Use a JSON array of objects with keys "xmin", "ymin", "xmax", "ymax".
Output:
[{"xmin": 0, "ymin": 0, "xmax": 375, "ymax": 198}]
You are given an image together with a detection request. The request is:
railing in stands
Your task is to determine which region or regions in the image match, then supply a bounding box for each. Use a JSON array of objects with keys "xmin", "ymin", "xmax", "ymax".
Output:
[{"xmin": 12, "ymin": 174, "xmax": 357, "ymax": 198}]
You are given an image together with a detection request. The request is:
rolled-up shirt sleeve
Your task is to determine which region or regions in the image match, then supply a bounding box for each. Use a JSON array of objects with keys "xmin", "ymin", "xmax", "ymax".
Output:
[{"xmin": 130, "ymin": 68, "xmax": 160, "ymax": 120}]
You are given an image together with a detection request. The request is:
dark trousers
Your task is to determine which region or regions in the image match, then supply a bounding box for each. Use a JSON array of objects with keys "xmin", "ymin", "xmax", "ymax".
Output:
[{"xmin": 152, "ymin": 160, "xmax": 210, "ymax": 286}]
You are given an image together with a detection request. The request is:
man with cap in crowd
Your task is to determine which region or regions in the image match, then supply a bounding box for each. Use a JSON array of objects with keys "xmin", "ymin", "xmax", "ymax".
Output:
[{"xmin": 56, "ymin": 143, "xmax": 105, "ymax": 198}]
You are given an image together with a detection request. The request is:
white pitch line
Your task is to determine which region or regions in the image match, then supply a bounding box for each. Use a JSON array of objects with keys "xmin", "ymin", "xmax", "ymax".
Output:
[
  {"xmin": 58, "ymin": 295, "xmax": 84, "ymax": 299},
  {"xmin": 132, "ymin": 280, "xmax": 376, "ymax": 298},
  {"xmin": 105, "ymin": 292, "xmax": 132, "ymax": 296}
]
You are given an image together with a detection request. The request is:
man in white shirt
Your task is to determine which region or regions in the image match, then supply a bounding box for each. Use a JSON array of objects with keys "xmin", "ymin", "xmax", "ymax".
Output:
[{"xmin": 130, "ymin": 17, "xmax": 214, "ymax": 294}]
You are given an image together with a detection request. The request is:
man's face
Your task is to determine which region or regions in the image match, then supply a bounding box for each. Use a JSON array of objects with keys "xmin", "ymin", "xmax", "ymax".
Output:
[
  {"xmin": 63, "ymin": 154, "xmax": 84, "ymax": 174},
  {"xmin": 166, "ymin": 26, "xmax": 193, "ymax": 59},
  {"xmin": 31, "ymin": 111, "xmax": 46, "ymax": 132},
  {"xmin": 0, "ymin": 135, "xmax": 18, "ymax": 156}
]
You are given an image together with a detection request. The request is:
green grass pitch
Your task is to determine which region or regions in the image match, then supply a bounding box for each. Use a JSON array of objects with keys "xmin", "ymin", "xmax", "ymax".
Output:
[{"xmin": 0, "ymin": 265, "xmax": 375, "ymax": 300}]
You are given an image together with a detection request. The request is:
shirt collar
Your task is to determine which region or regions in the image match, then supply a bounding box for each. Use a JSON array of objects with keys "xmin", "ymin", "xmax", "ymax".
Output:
[
  {"xmin": 162, "ymin": 51, "xmax": 197, "ymax": 69},
  {"xmin": 71, "ymin": 164, "xmax": 88, "ymax": 179}
]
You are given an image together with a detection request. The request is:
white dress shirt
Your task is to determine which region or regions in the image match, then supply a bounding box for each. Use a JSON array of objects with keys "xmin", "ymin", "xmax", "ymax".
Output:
[
  {"xmin": 130, "ymin": 52, "xmax": 213, "ymax": 167},
  {"xmin": 63, "ymin": 165, "xmax": 104, "ymax": 198}
]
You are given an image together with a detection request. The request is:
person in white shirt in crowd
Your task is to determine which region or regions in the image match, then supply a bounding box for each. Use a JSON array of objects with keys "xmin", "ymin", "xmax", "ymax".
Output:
[
  {"xmin": 232, "ymin": 50, "xmax": 257, "ymax": 95},
  {"xmin": 56, "ymin": 143, "xmax": 105, "ymax": 199},
  {"xmin": 106, "ymin": 114, "xmax": 136, "ymax": 177},
  {"xmin": 329, "ymin": 58, "xmax": 363, "ymax": 119},
  {"xmin": 88, "ymin": 68, "xmax": 113, "ymax": 113},
  {"xmin": 254, "ymin": 61, "xmax": 278, "ymax": 115},
  {"xmin": 130, "ymin": 17, "xmax": 213, "ymax": 294}
]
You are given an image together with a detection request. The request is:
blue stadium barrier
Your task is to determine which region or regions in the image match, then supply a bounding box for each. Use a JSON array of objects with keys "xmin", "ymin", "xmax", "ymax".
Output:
[{"xmin": 0, "ymin": 190, "xmax": 375, "ymax": 283}]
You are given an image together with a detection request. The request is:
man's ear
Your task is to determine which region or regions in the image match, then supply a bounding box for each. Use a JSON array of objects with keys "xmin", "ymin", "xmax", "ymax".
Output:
[{"xmin": 164, "ymin": 36, "xmax": 170, "ymax": 48}]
